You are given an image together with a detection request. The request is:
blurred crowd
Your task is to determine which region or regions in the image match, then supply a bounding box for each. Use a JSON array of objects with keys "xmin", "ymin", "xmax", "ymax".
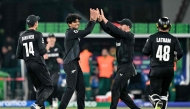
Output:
[{"xmin": 0, "ymin": 36, "xmax": 21, "ymax": 99}]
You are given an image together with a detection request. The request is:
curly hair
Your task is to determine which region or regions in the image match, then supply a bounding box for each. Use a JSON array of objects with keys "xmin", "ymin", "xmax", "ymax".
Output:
[{"xmin": 65, "ymin": 13, "xmax": 81, "ymax": 24}]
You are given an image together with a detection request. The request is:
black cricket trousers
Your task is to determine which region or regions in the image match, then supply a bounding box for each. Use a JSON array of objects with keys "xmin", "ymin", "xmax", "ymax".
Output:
[
  {"xmin": 26, "ymin": 60, "xmax": 54, "ymax": 107},
  {"xmin": 110, "ymin": 63, "xmax": 140, "ymax": 109},
  {"xmin": 149, "ymin": 66, "xmax": 174, "ymax": 96},
  {"xmin": 47, "ymin": 72, "xmax": 60, "ymax": 105},
  {"xmin": 58, "ymin": 60, "xmax": 85, "ymax": 109}
]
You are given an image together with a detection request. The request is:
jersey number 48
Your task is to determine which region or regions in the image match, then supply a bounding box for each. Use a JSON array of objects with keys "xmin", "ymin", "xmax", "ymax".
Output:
[
  {"xmin": 23, "ymin": 42, "xmax": 35, "ymax": 57},
  {"xmin": 156, "ymin": 45, "xmax": 170, "ymax": 61}
]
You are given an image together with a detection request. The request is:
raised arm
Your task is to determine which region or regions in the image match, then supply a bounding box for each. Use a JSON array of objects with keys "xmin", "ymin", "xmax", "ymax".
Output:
[
  {"xmin": 98, "ymin": 8, "xmax": 133, "ymax": 39},
  {"xmin": 105, "ymin": 21, "xmax": 134, "ymax": 39},
  {"xmin": 67, "ymin": 21, "xmax": 96, "ymax": 40},
  {"xmin": 68, "ymin": 8, "xmax": 98, "ymax": 40}
]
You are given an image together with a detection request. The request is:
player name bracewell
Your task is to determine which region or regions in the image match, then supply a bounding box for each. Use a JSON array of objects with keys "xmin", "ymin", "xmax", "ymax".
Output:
[
  {"xmin": 156, "ymin": 38, "xmax": 171, "ymax": 43},
  {"xmin": 22, "ymin": 35, "xmax": 34, "ymax": 41}
]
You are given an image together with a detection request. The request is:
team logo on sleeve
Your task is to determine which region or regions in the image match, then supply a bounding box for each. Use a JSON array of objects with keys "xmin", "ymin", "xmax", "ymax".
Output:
[{"xmin": 74, "ymin": 30, "xmax": 78, "ymax": 33}]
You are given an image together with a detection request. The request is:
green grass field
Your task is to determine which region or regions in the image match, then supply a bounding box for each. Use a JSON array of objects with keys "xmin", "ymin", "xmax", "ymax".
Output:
[{"xmin": 0, "ymin": 107, "xmax": 190, "ymax": 109}]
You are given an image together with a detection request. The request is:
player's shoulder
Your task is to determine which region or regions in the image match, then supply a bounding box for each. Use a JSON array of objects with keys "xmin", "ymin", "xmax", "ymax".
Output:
[
  {"xmin": 149, "ymin": 32, "xmax": 160, "ymax": 37},
  {"xmin": 165, "ymin": 33, "xmax": 178, "ymax": 42},
  {"xmin": 147, "ymin": 33, "xmax": 156, "ymax": 41},
  {"xmin": 19, "ymin": 30, "xmax": 27, "ymax": 36},
  {"xmin": 33, "ymin": 31, "xmax": 43, "ymax": 36}
]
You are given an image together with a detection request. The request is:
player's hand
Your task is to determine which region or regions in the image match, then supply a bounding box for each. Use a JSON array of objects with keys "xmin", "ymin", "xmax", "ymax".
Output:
[
  {"xmin": 57, "ymin": 58, "xmax": 63, "ymax": 64},
  {"xmin": 90, "ymin": 8, "xmax": 98, "ymax": 21},
  {"xmin": 174, "ymin": 57, "xmax": 178, "ymax": 62},
  {"xmin": 100, "ymin": 9, "xmax": 108, "ymax": 23},
  {"xmin": 46, "ymin": 43, "xmax": 51, "ymax": 51},
  {"xmin": 43, "ymin": 54, "xmax": 49, "ymax": 59},
  {"xmin": 96, "ymin": 8, "xmax": 102, "ymax": 22}
]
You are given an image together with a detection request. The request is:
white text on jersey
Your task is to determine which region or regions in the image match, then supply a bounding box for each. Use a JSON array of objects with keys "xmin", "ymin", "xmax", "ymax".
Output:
[
  {"xmin": 48, "ymin": 53, "xmax": 59, "ymax": 57},
  {"xmin": 156, "ymin": 38, "xmax": 171, "ymax": 43},
  {"xmin": 22, "ymin": 35, "xmax": 34, "ymax": 41}
]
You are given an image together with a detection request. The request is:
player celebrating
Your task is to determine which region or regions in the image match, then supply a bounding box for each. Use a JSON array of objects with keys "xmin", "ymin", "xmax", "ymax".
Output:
[
  {"xmin": 97, "ymin": 8, "xmax": 140, "ymax": 109},
  {"xmin": 142, "ymin": 17, "xmax": 183, "ymax": 109},
  {"xmin": 58, "ymin": 9, "xmax": 98, "ymax": 109},
  {"xmin": 16, "ymin": 15, "xmax": 54, "ymax": 109}
]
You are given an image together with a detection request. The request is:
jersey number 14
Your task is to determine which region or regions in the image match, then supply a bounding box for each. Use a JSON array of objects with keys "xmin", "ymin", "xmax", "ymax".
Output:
[
  {"xmin": 156, "ymin": 45, "xmax": 170, "ymax": 61},
  {"xmin": 23, "ymin": 42, "xmax": 35, "ymax": 57}
]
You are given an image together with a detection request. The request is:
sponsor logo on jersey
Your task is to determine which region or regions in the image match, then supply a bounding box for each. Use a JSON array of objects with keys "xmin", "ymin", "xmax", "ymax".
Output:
[
  {"xmin": 71, "ymin": 70, "xmax": 76, "ymax": 74},
  {"xmin": 48, "ymin": 53, "xmax": 59, "ymax": 57}
]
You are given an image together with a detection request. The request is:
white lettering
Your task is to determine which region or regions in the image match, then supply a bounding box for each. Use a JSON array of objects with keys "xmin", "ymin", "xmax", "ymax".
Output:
[
  {"xmin": 22, "ymin": 35, "xmax": 34, "ymax": 41},
  {"xmin": 48, "ymin": 53, "xmax": 59, "ymax": 57},
  {"xmin": 156, "ymin": 38, "xmax": 171, "ymax": 43}
]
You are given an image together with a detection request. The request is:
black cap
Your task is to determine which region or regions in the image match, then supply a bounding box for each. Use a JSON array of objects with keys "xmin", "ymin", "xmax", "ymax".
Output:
[
  {"xmin": 26, "ymin": 15, "xmax": 40, "ymax": 25},
  {"xmin": 48, "ymin": 33, "xmax": 55, "ymax": 38},
  {"xmin": 117, "ymin": 18, "xmax": 132, "ymax": 28}
]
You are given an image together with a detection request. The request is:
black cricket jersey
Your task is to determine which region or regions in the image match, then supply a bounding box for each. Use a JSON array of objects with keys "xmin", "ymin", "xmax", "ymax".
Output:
[
  {"xmin": 142, "ymin": 31, "xmax": 183, "ymax": 67},
  {"xmin": 64, "ymin": 21, "xmax": 96, "ymax": 64},
  {"xmin": 100, "ymin": 21, "xmax": 135, "ymax": 65},
  {"xmin": 16, "ymin": 29, "xmax": 47, "ymax": 65},
  {"xmin": 45, "ymin": 44, "xmax": 63, "ymax": 72}
]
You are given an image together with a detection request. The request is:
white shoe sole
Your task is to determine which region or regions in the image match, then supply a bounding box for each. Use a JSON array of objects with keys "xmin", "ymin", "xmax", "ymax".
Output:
[{"xmin": 155, "ymin": 100, "xmax": 163, "ymax": 109}]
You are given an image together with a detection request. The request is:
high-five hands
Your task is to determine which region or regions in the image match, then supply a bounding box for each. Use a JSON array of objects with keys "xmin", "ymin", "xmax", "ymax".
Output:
[
  {"xmin": 96, "ymin": 8, "xmax": 108, "ymax": 23},
  {"xmin": 96, "ymin": 8, "xmax": 102, "ymax": 22},
  {"xmin": 89, "ymin": 8, "xmax": 108, "ymax": 23},
  {"xmin": 90, "ymin": 8, "xmax": 98, "ymax": 21}
]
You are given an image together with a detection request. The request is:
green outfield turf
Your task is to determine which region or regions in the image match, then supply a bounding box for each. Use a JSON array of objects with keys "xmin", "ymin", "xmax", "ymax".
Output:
[{"xmin": 0, "ymin": 107, "xmax": 190, "ymax": 109}]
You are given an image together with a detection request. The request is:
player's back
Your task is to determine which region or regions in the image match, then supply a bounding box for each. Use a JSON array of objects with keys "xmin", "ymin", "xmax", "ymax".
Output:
[
  {"xmin": 19, "ymin": 30, "xmax": 46, "ymax": 65},
  {"xmin": 149, "ymin": 32, "xmax": 178, "ymax": 67}
]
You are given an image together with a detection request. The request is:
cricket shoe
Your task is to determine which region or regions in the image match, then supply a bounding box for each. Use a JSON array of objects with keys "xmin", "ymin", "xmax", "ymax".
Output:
[
  {"xmin": 155, "ymin": 100, "xmax": 163, "ymax": 109},
  {"xmin": 30, "ymin": 103, "xmax": 42, "ymax": 109}
]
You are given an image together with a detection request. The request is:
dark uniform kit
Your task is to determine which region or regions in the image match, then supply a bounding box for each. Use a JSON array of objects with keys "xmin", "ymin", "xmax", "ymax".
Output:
[
  {"xmin": 16, "ymin": 15, "xmax": 53, "ymax": 109},
  {"xmin": 58, "ymin": 20, "xmax": 96, "ymax": 109},
  {"xmin": 142, "ymin": 17, "xmax": 183, "ymax": 109},
  {"xmin": 45, "ymin": 34, "xmax": 63, "ymax": 108},
  {"xmin": 100, "ymin": 18, "xmax": 140, "ymax": 109}
]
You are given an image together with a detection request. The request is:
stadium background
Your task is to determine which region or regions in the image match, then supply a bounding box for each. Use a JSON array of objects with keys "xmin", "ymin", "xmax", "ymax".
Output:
[{"xmin": 0, "ymin": 0, "xmax": 190, "ymax": 108}]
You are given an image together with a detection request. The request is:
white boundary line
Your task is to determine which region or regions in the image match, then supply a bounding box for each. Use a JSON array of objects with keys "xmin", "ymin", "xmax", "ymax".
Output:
[{"xmin": 42, "ymin": 33, "xmax": 190, "ymax": 38}]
